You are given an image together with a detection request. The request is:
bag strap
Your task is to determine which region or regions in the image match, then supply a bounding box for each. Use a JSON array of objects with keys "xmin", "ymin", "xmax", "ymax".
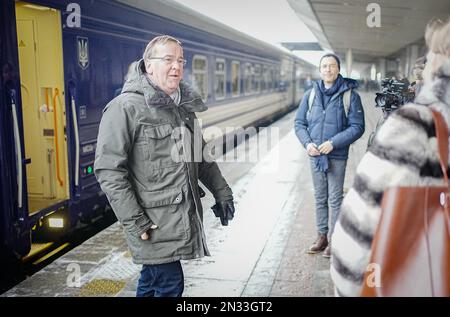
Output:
[
  {"xmin": 307, "ymin": 88, "xmax": 315, "ymax": 113},
  {"xmin": 343, "ymin": 89, "xmax": 352, "ymax": 118},
  {"xmin": 430, "ymin": 109, "xmax": 449, "ymax": 186}
]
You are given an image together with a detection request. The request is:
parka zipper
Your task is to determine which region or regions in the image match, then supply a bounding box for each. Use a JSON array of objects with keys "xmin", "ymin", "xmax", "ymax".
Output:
[{"xmin": 172, "ymin": 105, "xmax": 209, "ymax": 256}]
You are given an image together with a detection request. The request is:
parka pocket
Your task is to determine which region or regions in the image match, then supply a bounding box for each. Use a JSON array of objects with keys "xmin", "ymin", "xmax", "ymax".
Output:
[
  {"xmin": 137, "ymin": 188, "xmax": 187, "ymax": 243},
  {"xmin": 144, "ymin": 124, "xmax": 182, "ymax": 169},
  {"xmin": 144, "ymin": 124, "xmax": 173, "ymax": 139}
]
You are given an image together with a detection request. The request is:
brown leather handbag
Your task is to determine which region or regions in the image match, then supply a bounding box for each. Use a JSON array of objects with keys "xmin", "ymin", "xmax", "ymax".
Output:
[{"xmin": 361, "ymin": 109, "xmax": 450, "ymax": 297}]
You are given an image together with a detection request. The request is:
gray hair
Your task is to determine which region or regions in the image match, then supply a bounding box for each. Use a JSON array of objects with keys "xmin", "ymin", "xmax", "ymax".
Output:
[{"xmin": 142, "ymin": 35, "xmax": 182, "ymax": 70}]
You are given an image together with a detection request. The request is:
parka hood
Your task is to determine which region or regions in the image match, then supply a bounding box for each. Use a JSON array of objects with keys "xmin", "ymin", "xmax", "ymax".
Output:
[{"xmin": 121, "ymin": 59, "xmax": 207, "ymax": 113}]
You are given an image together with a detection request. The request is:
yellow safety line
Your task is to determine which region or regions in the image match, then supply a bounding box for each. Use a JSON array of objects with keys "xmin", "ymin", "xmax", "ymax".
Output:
[
  {"xmin": 22, "ymin": 242, "xmax": 54, "ymax": 262},
  {"xmin": 32, "ymin": 242, "xmax": 70, "ymax": 266}
]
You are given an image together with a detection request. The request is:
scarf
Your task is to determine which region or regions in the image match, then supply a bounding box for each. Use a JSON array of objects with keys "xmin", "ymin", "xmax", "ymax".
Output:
[{"xmin": 312, "ymin": 74, "xmax": 345, "ymax": 172}]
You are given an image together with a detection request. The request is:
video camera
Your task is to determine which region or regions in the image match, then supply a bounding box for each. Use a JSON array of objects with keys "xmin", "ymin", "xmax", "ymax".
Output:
[
  {"xmin": 375, "ymin": 78, "xmax": 415, "ymax": 115},
  {"xmin": 367, "ymin": 78, "xmax": 416, "ymax": 148}
]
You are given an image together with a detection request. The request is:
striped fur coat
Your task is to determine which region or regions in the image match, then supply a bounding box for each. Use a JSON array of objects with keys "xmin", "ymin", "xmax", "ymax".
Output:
[{"xmin": 330, "ymin": 56, "xmax": 450, "ymax": 296}]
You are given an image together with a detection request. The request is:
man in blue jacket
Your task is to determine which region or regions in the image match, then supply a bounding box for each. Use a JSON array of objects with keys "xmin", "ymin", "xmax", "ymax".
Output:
[{"xmin": 294, "ymin": 53, "xmax": 365, "ymax": 258}]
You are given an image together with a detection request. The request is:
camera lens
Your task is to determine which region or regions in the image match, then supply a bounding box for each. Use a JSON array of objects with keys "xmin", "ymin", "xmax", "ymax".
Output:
[{"xmin": 375, "ymin": 94, "xmax": 386, "ymax": 107}]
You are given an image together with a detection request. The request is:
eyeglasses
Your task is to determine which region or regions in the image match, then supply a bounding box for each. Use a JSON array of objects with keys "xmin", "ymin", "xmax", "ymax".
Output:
[
  {"xmin": 321, "ymin": 63, "xmax": 338, "ymax": 70},
  {"xmin": 148, "ymin": 56, "xmax": 187, "ymax": 67}
]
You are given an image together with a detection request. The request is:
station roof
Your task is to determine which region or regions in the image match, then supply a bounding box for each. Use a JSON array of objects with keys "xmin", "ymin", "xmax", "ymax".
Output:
[{"xmin": 287, "ymin": 0, "xmax": 450, "ymax": 63}]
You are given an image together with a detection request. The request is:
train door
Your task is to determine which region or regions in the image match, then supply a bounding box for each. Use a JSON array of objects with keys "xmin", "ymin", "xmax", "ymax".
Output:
[{"xmin": 15, "ymin": 2, "xmax": 69, "ymax": 215}]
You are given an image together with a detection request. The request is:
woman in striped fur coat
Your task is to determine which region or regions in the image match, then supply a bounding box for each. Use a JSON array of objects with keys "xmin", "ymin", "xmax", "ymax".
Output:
[{"xmin": 330, "ymin": 17, "xmax": 450, "ymax": 296}]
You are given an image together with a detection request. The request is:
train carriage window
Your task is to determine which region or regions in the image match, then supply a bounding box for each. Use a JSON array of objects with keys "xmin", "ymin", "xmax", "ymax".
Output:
[
  {"xmin": 192, "ymin": 55, "xmax": 208, "ymax": 102},
  {"xmin": 244, "ymin": 63, "xmax": 252, "ymax": 95},
  {"xmin": 269, "ymin": 67, "xmax": 274, "ymax": 91},
  {"xmin": 261, "ymin": 66, "xmax": 268, "ymax": 92},
  {"xmin": 253, "ymin": 65, "xmax": 261, "ymax": 93},
  {"xmin": 275, "ymin": 67, "xmax": 281, "ymax": 89},
  {"xmin": 231, "ymin": 61, "xmax": 240, "ymax": 97},
  {"xmin": 215, "ymin": 58, "xmax": 226, "ymax": 100}
]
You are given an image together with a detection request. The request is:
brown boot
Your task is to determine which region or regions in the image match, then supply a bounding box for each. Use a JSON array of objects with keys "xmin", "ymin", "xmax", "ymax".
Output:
[
  {"xmin": 323, "ymin": 243, "xmax": 331, "ymax": 258},
  {"xmin": 307, "ymin": 234, "xmax": 328, "ymax": 254}
]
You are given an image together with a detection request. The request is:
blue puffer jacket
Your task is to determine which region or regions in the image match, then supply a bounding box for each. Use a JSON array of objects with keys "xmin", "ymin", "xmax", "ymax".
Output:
[{"xmin": 294, "ymin": 76, "xmax": 365, "ymax": 160}]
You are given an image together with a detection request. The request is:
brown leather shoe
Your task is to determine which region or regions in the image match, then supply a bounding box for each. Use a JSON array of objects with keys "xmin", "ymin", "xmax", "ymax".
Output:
[
  {"xmin": 323, "ymin": 244, "xmax": 331, "ymax": 258},
  {"xmin": 307, "ymin": 234, "xmax": 328, "ymax": 254}
]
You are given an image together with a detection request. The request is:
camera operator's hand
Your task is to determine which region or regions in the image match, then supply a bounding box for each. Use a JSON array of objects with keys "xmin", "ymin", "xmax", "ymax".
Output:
[
  {"xmin": 306, "ymin": 143, "xmax": 321, "ymax": 156},
  {"xmin": 211, "ymin": 200, "xmax": 235, "ymax": 226},
  {"xmin": 319, "ymin": 140, "xmax": 334, "ymax": 154}
]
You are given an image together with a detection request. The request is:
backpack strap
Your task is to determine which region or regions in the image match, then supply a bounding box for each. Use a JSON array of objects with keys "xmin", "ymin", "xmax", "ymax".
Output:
[
  {"xmin": 343, "ymin": 89, "xmax": 352, "ymax": 118},
  {"xmin": 307, "ymin": 88, "xmax": 316, "ymax": 113}
]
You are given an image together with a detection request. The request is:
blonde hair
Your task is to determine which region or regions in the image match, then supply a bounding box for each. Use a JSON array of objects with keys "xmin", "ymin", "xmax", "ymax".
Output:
[
  {"xmin": 426, "ymin": 17, "xmax": 450, "ymax": 56},
  {"xmin": 419, "ymin": 17, "xmax": 450, "ymax": 79},
  {"xmin": 424, "ymin": 18, "xmax": 443, "ymax": 48},
  {"xmin": 142, "ymin": 35, "xmax": 182, "ymax": 70}
]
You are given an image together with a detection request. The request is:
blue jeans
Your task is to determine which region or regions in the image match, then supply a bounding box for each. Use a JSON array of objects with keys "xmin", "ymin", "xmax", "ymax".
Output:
[
  {"xmin": 136, "ymin": 261, "xmax": 184, "ymax": 297},
  {"xmin": 309, "ymin": 158, "xmax": 347, "ymax": 238}
]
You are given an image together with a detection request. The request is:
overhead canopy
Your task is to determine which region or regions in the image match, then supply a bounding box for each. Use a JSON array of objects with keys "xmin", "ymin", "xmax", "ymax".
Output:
[{"xmin": 287, "ymin": 0, "xmax": 450, "ymax": 63}]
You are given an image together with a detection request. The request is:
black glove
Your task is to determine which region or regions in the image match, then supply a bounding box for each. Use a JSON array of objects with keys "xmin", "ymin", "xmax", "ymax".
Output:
[{"xmin": 211, "ymin": 200, "xmax": 235, "ymax": 226}]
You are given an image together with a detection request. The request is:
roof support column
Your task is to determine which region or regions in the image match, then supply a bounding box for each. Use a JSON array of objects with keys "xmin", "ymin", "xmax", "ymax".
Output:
[
  {"xmin": 406, "ymin": 44, "xmax": 420, "ymax": 81},
  {"xmin": 345, "ymin": 48, "xmax": 353, "ymax": 77},
  {"xmin": 378, "ymin": 58, "xmax": 386, "ymax": 79}
]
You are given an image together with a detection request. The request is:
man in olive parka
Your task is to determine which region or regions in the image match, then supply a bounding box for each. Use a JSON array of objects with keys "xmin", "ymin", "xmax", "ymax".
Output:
[{"xmin": 94, "ymin": 35, "xmax": 234, "ymax": 297}]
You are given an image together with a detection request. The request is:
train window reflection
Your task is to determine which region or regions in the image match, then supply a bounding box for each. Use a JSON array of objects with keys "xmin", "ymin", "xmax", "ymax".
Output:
[
  {"xmin": 244, "ymin": 63, "xmax": 252, "ymax": 95},
  {"xmin": 253, "ymin": 65, "xmax": 261, "ymax": 93},
  {"xmin": 192, "ymin": 55, "xmax": 208, "ymax": 102},
  {"xmin": 231, "ymin": 61, "xmax": 240, "ymax": 97},
  {"xmin": 275, "ymin": 67, "xmax": 280, "ymax": 89},
  {"xmin": 262, "ymin": 66, "xmax": 268, "ymax": 92},
  {"xmin": 269, "ymin": 67, "xmax": 274, "ymax": 91},
  {"xmin": 215, "ymin": 59, "xmax": 226, "ymax": 100}
]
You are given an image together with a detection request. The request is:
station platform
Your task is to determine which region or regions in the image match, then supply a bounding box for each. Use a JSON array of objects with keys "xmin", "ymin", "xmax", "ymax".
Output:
[{"xmin": 4, "ymin": 92, "xmax": 380, "ymax": 297}]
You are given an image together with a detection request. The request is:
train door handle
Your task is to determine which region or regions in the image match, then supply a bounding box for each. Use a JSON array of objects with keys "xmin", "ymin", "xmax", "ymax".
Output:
[
  {"xmin": 24, "ymin": 158, "xmax": 32, "ymax": 165},
  {"xmin": 70, "ymin": 94, "xmax": 80, "ymax": 188},
  {"xmin": 10, "ymin": 89, "xmax": 23, "ymax": 209}
]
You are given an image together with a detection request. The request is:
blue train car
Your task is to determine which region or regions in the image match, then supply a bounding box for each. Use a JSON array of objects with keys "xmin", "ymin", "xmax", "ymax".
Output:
[{"xmin": 0, "ymin": 0, "xmax": 316, "ymax": 285}]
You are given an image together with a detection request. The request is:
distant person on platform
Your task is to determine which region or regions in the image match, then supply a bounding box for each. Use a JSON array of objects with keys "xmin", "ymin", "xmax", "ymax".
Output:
[
  {"xmin": 294, "ymin": 53, "xmax": 365, "ymax": 258},
  {"xmin": 94, "ymin": 35, "xmax": 235, "ymax": 297}
]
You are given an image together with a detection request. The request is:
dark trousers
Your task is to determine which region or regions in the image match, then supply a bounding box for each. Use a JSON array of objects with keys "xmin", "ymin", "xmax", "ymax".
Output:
[{"xmin": 136, "ymin": 261, "xmax": 184, "ymax": 297}]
